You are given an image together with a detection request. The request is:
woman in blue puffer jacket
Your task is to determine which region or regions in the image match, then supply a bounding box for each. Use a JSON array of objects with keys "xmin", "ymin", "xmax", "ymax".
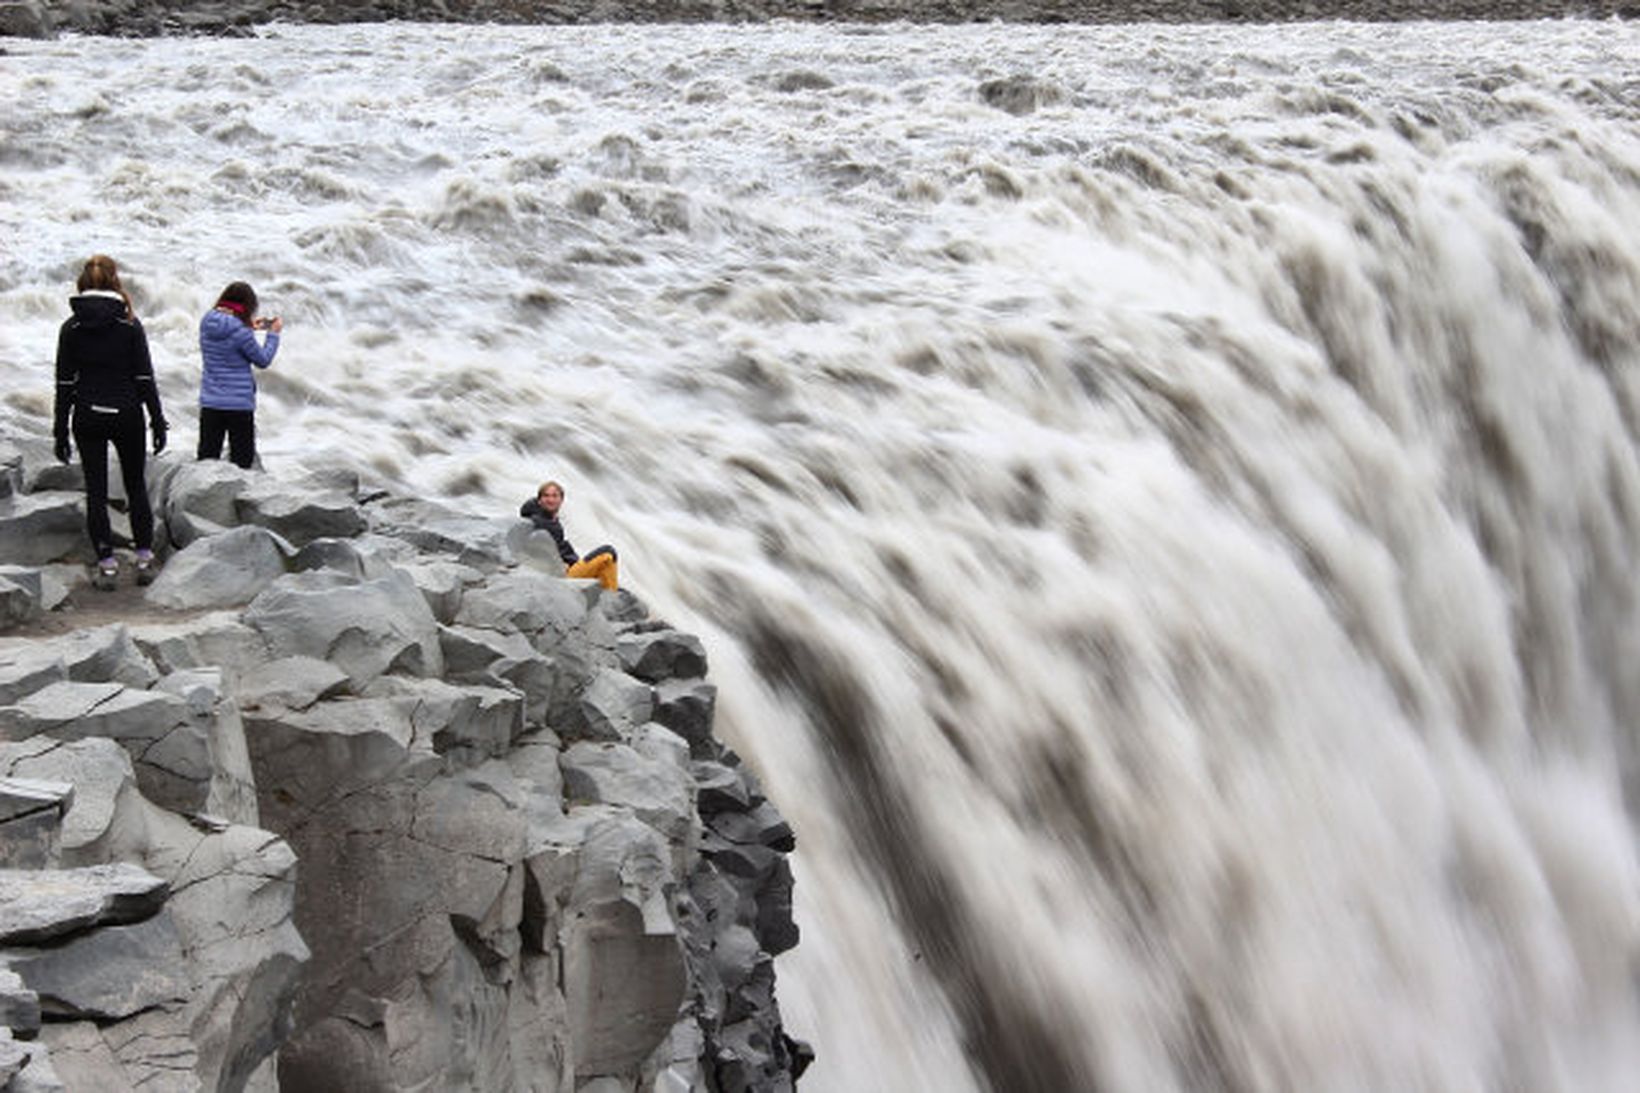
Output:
[{"xmin": 197, "ymin": 281, "xmax": 281, "ymax": 468}]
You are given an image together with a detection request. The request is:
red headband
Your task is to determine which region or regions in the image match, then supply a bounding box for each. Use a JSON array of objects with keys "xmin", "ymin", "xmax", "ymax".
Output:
[{"xmin": 218, "ymin": 300, "xmax": 248, "ymax": 315}]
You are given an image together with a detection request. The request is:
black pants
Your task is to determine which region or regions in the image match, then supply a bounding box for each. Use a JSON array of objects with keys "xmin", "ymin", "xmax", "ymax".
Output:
[
  {"xmin": 198, "ymin": 407, "xmax": 256, "ymax": 469},
  {"xmin": 72, "ymin": 406, "xmax": 153, "ymax": 561}
]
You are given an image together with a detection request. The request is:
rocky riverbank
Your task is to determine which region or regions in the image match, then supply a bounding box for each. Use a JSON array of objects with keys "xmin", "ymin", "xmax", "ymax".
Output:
[
  {"xmin": 0, "ymin": 422, "xmax": 808, "ymax": 1091},
  {"xmin": 0, "ymin": 0, "xmax": 1633, "ymax": 38}
]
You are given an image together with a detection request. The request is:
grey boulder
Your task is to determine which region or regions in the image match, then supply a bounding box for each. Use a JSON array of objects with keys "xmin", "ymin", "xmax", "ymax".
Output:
[
  {"xmin": 158, "ymin": 459, "xmax": 249, "ymax": 547},
  {"xmin": 652, "ymin": 678, "xmax": 719, "ymax": 758},
  {"xmin": 367, "ymin": 497, "xmax": 517, "ymax": 570},
  {"xmin": 245, "ymin": 570, "xmax": 443, "ymax": 687},
  {"xmin": 0, "ymin": 492, "xmax": 83, "ymax": 566},
  {"xmin": 561, "ymin": 810, "xmax": 687, "ymax": 1076},
  {"xmin": 560, "ymin": 731, "xmax": 695, "ymax": 843},
  {"xmin": 0, "ymin": 568, "xmax": 43, "ymax": 631},
  {"xmin": 236, "ymin": 484, "xmax": 367, "ymax": 548},
  {"xmin": 0, "ymin": 681, "xmax": 216, "ymax": 815},
  {"xmin": 0, "ymin": 737, "xmax": 138, "ymax": 862},
  {"xmin": 144, "ymin": 524, "xmax": 290, "ymax": 609},
  {"xmin": 573, "ymin": 667, "xmax": 653, "ymax": 743},
  {"xmin": 5, "ymin": 910, "xmax": 189, "ymax": 1020},
  {"xmin": 0, "ymin": 776, "xmax": 72, "ymax": 868},
  {"xmin": 0, "ymin": 862, "xmax": 168, "ymax": 945},
  {"xmin": 0, "ymin": 968, "xmax": 41, "ymax": 1037},
  {"xmin": 235, "ymin": 655, "xmax": 351, "ymax": 713},
  {"xmin": 616, "ymin": 628, "xmax": 708, "ymax": 682}
]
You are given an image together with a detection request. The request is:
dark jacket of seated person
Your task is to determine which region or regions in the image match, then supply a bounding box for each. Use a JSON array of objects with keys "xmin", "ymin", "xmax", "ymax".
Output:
[{"xmin": 520, "ymin": 480, "xmax": 618, "ymax": 590}]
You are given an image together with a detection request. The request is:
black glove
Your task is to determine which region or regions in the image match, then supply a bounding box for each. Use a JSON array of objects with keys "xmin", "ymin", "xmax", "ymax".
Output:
[
  {"xmin": 151, "ymin": 419, "xmax": 168, "ymax": 454},
  {"xmin": 54, "ymin": 435, "xmax": 71, "ymax": 464}
]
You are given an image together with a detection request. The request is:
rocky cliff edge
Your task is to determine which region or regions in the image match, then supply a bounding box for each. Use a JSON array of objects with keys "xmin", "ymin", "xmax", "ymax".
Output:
[{"xmin": 0, "ymin": 425, "xmax": 810, "ymax": 1093}]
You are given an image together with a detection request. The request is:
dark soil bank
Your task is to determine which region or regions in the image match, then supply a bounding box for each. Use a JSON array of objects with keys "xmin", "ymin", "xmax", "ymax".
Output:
[{"xmin": 2, "ymin": 0, "xmax": 1634, "ymax": 38}]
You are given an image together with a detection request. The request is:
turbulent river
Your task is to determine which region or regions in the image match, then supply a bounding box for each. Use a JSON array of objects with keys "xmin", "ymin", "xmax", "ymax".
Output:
[{"xmin": 3, "ymin": 18, "xmax": 1640, "ymax": 1091}]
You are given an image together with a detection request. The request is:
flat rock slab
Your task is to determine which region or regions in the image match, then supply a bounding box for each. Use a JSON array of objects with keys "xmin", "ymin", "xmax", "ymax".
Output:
[
  {"xmin": 0, "ymin": 777, "xmax": 73, "ymax": 824},
  {"xmin": 34, "ymin": 624, "xmax": 157, "ymax": 688},
  {"xmin": 235, "ymin": 655, "xmax": 351, "ymax": 712},
  {"xmin": 0, "ymin": 862, "xmax": 168, "ymax": 945},
  {"xmin": 0, "ymin": 681, "xmax": 184, "ymax": 745},
  {"xmin": 6, "ymin": 910, "xmax": 189, "ymax": 1020},
  {"xmin": 0, "ymin": 645, "xmax": 66, "ymax": 707}
]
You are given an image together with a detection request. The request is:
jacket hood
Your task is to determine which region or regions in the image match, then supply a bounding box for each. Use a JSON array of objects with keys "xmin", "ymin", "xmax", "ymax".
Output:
[
  {"xmin": 69, "ymin": 291, "xmax": 130, "ymax": 327},
  {"xmin": 201, "ymin": 307, "xmax": 249, "ymax": 337}
]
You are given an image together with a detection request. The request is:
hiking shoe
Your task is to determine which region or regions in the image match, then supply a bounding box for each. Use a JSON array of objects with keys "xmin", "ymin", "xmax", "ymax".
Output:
[
  {"xmin": 134, "ymin": 550, "xmax": 157, "ymax": 587},
  {"xmin": 93, "ymin": 559, "xmax": 118, "ymax": 591}
]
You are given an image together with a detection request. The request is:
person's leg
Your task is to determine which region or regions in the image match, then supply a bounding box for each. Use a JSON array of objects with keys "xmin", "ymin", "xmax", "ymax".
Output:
[
  {"xmin": 72, "ymin": 411, "xmax": 115, "ymax": 564},
  {"xmin": 197, "ymin": 407, "xmax": 227, "ymax": 460},
  {"xmin": 111, "ymin": 410, "xmax": 153, "ymax": 552},
  {"xmin": 567, "ymin": 546, "xmax": 619, "ymax": 591},
  {"xmin": 226, "ymin": 411, "xmax": 256, "ymax": 469}
]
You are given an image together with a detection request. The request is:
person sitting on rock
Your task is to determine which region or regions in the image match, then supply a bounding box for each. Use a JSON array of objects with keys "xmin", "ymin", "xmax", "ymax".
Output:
[
  {"xmin": 519, "ymin": 480, "xmax": 619, "ymax": 591},
  {"xmin": 52, "ymin": 254, "xmax": 169, "ymax": 590}
]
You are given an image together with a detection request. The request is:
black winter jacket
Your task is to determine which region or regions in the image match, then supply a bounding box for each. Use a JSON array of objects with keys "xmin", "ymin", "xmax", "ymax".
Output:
[
  {"xmin": 54, "ymin": 292, "xmax": 166, "ymax": 438},
  {"xmin": 520, "ymin": 498, "xmax": 579, "ymax": 565}
]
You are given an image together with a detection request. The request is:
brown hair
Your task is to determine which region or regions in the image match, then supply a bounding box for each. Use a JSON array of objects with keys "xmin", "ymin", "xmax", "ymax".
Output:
[
  {"xmin": 537, "ymin": 480, "xmax": 564, "ymax": 498},
  {"xmin": 77, "ymin": 254, "xmax": 134, "ymax": 318},
  {"xmin": 216, "ymin": 281, "xmax": 259, "ymax": 325}
]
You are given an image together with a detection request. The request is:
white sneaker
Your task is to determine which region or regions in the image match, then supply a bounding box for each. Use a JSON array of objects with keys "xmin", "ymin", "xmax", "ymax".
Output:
[{"xmin": 94, "ymin": 558, "xmax": 118, "ymax": 591}]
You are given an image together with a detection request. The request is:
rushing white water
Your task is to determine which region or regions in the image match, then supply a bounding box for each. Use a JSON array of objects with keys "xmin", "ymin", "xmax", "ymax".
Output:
[{"xmin": 3, "ymin": 18, "xmax": 1640, "ymax": 1091}]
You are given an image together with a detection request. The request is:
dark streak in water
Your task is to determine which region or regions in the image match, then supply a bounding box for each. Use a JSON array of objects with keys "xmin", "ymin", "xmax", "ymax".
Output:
[{"xmin": 749, "ymin": 614, "xmax": 1098, "ymax": 1093}]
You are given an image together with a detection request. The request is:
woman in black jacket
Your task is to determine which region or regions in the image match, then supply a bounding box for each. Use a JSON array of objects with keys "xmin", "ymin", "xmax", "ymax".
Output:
[{"xmin": 52, "ymin": 255, "xmax": 169, "ymax": 589}]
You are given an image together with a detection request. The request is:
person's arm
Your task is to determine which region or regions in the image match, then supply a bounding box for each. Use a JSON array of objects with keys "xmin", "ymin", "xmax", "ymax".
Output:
[
  {"xmin": 231, "ymin": 322, "xmax": 280, "ymax": 369},
  {"xmin": 129, "ymin": 320, "xmax": 167, "ymax": 450},
  {"xmin": 52, "ymin": 324, "xmax": 75, "ymax": 462},
  {"xmin": 555, "ymin": 524, "xmax": 579, "ymax": 566}
]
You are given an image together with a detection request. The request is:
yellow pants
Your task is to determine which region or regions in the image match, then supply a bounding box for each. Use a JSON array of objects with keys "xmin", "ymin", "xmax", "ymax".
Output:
[{"xmin": 567, "ymin": 552, "xmax": 618, "ymax": 591}]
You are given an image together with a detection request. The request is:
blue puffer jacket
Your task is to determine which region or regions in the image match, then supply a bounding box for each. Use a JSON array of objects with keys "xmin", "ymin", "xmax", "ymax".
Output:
[{"xmin": 198, "ymin": 307, "xmax": 279, "ymax": 411}]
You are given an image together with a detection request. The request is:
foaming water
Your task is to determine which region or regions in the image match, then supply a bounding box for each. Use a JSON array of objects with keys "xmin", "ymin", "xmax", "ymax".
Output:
[{"xmin": 3, "ymin": 20, "xmax": 1639, "ymax": 1091}]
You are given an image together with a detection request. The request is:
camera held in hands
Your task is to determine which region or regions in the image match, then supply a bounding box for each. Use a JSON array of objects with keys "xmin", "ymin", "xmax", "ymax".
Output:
[{"xmin": 254, "ymin": 316, "xmax": 279, "ymax": 330}]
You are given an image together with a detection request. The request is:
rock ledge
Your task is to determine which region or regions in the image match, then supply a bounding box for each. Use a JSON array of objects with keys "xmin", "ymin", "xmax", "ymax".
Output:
[{"xmin": 0, "ymin": 436, "xmax": 807, "ymax": 1092}]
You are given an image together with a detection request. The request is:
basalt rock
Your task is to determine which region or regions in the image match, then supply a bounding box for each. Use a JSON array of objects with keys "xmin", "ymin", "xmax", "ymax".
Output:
[
  {"xmin": 0, "ymin": 494, "xmax": 83, "ymax": 568},
  {"xmin": 0, "ymin": 423, "xmax": 806, "ymax": 1091},
  {"xmin": 0, "ymin": 862, "xmax": 167, "ymax": 946},
  {"xmin": 0, "ymin": 571, "xmax": 42, "ymax": 632},
  {"xmin": 235, "ymin": 481, "xmax": 367, "ymax": 547},
  {"xmin": 144, "ymin": 523, "xmax": 290, "ymax": 610},
  {"xmin": 618, "ymin": 626, "xmax": 709, "ymax": 683},
  {"xmin": 0, "ymin": 777, "xmax": 72, "ymax": 869},
  {"xmin": 244, "ymin": 568, "xmax": 444, "ymax": 686},
  {"xmin": 654, "ymin": 677, "xmax": 720, "ymax": 757},
  {"xmin": 160, "ymin": 458, "xmax": 250, "ymax": 549}
]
